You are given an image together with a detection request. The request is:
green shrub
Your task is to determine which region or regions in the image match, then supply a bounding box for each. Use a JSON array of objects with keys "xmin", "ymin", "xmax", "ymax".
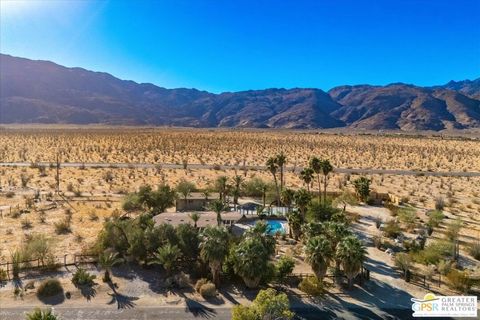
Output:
[
  {"xmin": 445, "ymin": 219, "xmax": 462, "ymax": 241},
  {"xmin": 394, "ymin": 253, "xmax": 412, "ymax": 276},
  {"xmin": 435, "ymin": 197, "xmax": 445, "ymax": 211},
  {"xmin": 275, "ymin": 256, "xmax": 295, "ymax": 283},
  {"xmin": 383, "ymin": 219, "xmax": 402, "ymax": 238},
  {"xmin": 446, "ymin": 269, "xmax": 476, "ymax": 294},
  {"xmin": 54, "ymin": 219, "xmax": 71, "ymax": 234},
  {"xmin": 0, "ymin": 268, "xmax": 7, "ymax": 282},
  {"xmin": 195, "ymin": 278, "xmax": 209, "ymax": 293},
  {"xmin": 72, "ymin": 268, "xmax": 96, "ymax": 287},
  {"xmin": 468, "ymin": 241, "xmax": 480, "ymax": 260},
  {"xmin": 21, "ymin": 218, "xmax": 33, "ymax": 229},
  {"xmin": 37, "ymin": 278, "xmax": 63, "ymax": 298},
  {"xmin": 298, "ymin": 276, "xmax": 324, "ymax": 296},
  {"xmin": 26, "ymin": 308, "xmax": 58, "ymax": 320},
  {"xmin": 397, "ymin": 208, "xmax": 416, "ymax": 226},
  {"xmin": 372, "ymin": 235, "xmax": 382, "ymax": 249},
  {"xmin": 436, "ymin": 260, "xmax": 453, "ymax": 276},
  {"xmin": 427, "ymin": 210, "xmax": 444, "ymax": 228},
  {"xmin": 199, "ymin": 283, "xmax": 216, "ymax": 298},
  {"xmin": 413, "ymin": 240, "xmax": 454, "ymax": 265}
]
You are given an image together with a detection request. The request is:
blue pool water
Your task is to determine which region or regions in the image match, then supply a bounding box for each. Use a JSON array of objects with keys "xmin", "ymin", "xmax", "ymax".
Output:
[
  {"xmin": 266, "ymin": 220, "xmax": 286, "ymax": 235},
  {"xmin": 248, "ymin": 219, "xmax": 286, "ymax": 235}
]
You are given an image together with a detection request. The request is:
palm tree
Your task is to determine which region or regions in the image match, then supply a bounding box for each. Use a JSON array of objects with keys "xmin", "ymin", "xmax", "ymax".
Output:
[
  {"xmin": 320, "ymin": 160, "xmax": 333, "ymax": 205},
  {"xmin": 210, "ymin": 199, "xmax": 225, "ymax": 227},
  {"xmin": 189, "ymin": 212, "xmax": 200, "ymax": 228},
  {"xmin": 261, "ymin": 184, "xmax": 268, "ymax": 208},
  {"xmin": 150, "ymin": 244, "xmax": 182, "ymax": 275},
  {"xmin": 286, "ymin": 211, "xmax": 302, "ymax": 239},
  {"xmin": 336, "ymin": 236, "xmax": 367, "ymax": 289},
  {"xmin": 232, "ymin": 175, "xmax": 243, "ymax": 210},
  {"xmin": 305, "ymin": 235, "xmax": 334, "ymax": 282},
  {"xmin": 294, "ymin": 188, "xmax": 311, "ymax": 220},
  {"xmin": 98, "ymin": 252, "xmax": 123, "ymax": 283},
  {"xmin": 299, "ymin": 167, "xmax": 314, "ymax": 192},
  {"xmin": 281, "ymin": 188, "xmax": 295, "ymax": 212},
  {"xmin": 309, "ymin": 157, "xmax": 322, "ymax": 202},
  {"xmin": 323, "ymin": 222, "xmax": 352, "ymax": 271},
  {"xmin": 200, "ymin": 226, "xmax": 230, "ymax": 287},
  {"xmin": 26, "ymin": 308, "xmax": 58, "ymax": 320},
  {"xmin": 215, "ymin": 176, "xmax": 228, "ymax": 204},
  {"xmin": 233, "ymin": 237, "xmax": 272, "ymax": 288},
  {"xmin": 244, "ymin": 221, "xmax": 276, "ymax": 256},
  {"xmin": 276, "ymin": 152, "xmax": 287, "ymax": 192},
  {"xmin": 266, "ymin": 157, "xmax": 280, "ymax": 204}
]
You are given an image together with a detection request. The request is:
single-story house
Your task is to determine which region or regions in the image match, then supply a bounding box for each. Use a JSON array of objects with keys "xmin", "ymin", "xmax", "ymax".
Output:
[
  {"xmin": 153, "ymin": 211, "xmax": 244, "ymax": 230},
  {"xmin": 176, "ymin": 192, "xmax": 220, "ymax": 211}
]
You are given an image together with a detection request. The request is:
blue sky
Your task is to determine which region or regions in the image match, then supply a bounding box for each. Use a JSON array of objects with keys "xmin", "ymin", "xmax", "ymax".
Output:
[{"xmin": 1, "ymin": 0, "xmax": 479, "ymax": 93}]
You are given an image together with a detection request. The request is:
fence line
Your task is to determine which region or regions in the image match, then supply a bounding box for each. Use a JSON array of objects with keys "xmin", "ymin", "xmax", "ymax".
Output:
[{"xmin": 0, "ymin": 254, "xmax": 99, "ymax": 281}]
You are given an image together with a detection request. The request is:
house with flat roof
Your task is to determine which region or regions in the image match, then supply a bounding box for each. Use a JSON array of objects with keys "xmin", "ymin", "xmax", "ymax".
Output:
[
  {"xmin": 175, "ymin": 192, "xmax": 220, "ymax": 211},
  {"xmin": 153, "ymin": 211, "xmax": 244, "ymax": 230}
]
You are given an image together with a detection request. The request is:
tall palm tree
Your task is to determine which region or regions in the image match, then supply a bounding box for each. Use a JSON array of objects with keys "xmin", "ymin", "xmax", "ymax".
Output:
[
  {"xmin": 320, "ymin": 160, "xmax": 333, "ymax": 205},
  {"xmin": 215, "ymin": 176, "xmax": 228, "ymax": 204},
  {"xmin": 323, "ymin": 222, "xmax": 352, "ymax": 271},
  {"xmin": 261, "ymin": 184, "xmax": 268, "ymax": 208},
  {"xmin": 299, "ymin": 167, "xmax": 314, "ymax": 192},
  {"xmin": 200, "ymin": 226, "xmax": 230, "ymax": 287},
  {"xmin": 210, "ymin": 199, "xmax": 225, "ymax": 227},
  {"xmin": 189, "ymin": 212, "xmax": 200, "ymax": 228},
  {"xmin": 336, "ymin": 236, "xmax": 367, "ymax": 289},
  {"xmin": 232, "ymin": 175, "xmax": 243, "ymax": 210},
  {"xmin": 150, "ymin": 244, "xmax": 182, "ymax": 276},
  {"xmin": 305, "ymin": 235, "xmax": 334, "ymax": 282},
  {"xmin": 287, "ymin": 211, "xmax": 302, "ymax": 240},
  {"xmin": 294, "ymin": 188, "xmax": 311, "ymax": 220},
  {"xmin": 276, "ymin": 152, "xmax": 287, "ymax": 192},
  {"xmin": 309, "ymin": 157, "xmax": 322, "ymax": 202},
  {"xmin": 281, "ymin": 188, "xmax": 295, "ymax": 212},
  {"xmin": 266, "ymin": 157, "xmax": 280, "ymax": 204},
  {"xmin": 98, "ymin": 252, "xmax": 123, "ymax": 283}
]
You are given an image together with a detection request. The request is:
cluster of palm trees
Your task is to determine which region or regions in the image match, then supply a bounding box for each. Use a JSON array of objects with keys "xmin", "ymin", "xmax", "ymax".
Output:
[
  {"xmin": 198, "ymin": 221, "xmax": 277, "ymax": 289},
  {"xmin": 300, "ymin": 157, "xmax": 333, "ymax": 204},
  {"xmin": 303, "ymin": 221, "xmax": 367, "ymax": 288},
  {"xmin": 266, "ymin": 152, "xmax": 287, "ymax": 204},
  {"xmin": 263, "ymin": 153, "xmax": 367, "ymax": 289}
]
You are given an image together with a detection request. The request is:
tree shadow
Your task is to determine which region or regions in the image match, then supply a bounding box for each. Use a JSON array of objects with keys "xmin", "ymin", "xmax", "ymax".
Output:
[
  {"xmin": 218, "ymin": 288, "xmax": 240, "ymax": 305},
  {"xmin": 79, "ymin": 284, "xmax": 97, "ymax": 301},
  {"xmin": 37, "ymin": 291, "xmax": 65, "ymax": 305},
  {"xmin": 364, "ymin": 258, "xmax": 400, "ymax": 278},
  {"xmin": 107, "ymin": 281, "xmax": 138, "ymax": 309},
  {"xmin": 185, "ymin": 298, "xmax": 217, "ymax": 318},
  {"xmin": 113, "ymin": 263, "xmax": 165, "ymax": 294}
]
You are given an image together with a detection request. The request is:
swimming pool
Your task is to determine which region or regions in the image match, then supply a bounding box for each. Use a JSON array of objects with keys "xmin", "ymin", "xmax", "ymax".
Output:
[{"xmin": 247, "ymin": 219, "xmax": 287, "ymax": 235}]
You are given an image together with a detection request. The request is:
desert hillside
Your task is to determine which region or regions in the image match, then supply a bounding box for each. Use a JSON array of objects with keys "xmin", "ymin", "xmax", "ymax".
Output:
[{"xmin": 1, "ymin": 54, "xmax": 479, "ymax": 130}]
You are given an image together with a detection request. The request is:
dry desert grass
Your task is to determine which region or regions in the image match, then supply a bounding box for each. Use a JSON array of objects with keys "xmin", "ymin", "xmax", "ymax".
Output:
[{"xmin": 0, "ymin": 128, "xmax": 479, "ymax": 262}]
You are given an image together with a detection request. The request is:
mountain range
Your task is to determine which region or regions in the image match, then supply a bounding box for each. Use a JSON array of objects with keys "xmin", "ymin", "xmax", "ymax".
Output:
[{"xmin": 1, "ymin": 54, "xmax": 479, "ymax": 131}]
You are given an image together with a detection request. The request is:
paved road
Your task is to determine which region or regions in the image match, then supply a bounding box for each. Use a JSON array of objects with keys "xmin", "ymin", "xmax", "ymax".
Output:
[
  {"xmin": 0, "ymin": 306, "xmax": 421, "ymax": 320},
  {"xmin": 0, "ymin": 162, "xmax": 479, "ymax": 177}
]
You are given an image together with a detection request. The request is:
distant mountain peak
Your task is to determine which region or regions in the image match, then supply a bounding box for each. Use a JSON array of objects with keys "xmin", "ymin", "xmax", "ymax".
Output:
[{"xmin": 1, "ymin": 54, "xmax": 479, "ymax": 131}]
